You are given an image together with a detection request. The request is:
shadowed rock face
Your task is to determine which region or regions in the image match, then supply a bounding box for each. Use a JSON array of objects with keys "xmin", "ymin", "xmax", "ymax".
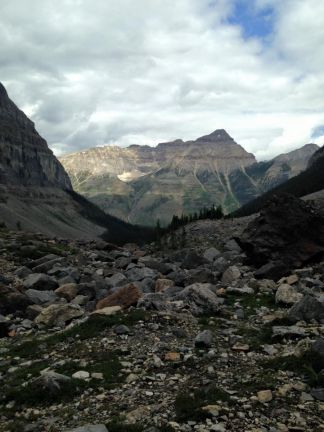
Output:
[
  {"xmin": 0, "ymin": 82, "xmax": 71, "ymax": 189},
  {"xmin": 237, "ymin": 193, "xmax": 324, "ymax": 275},
  {"xmin": 308, "ymin": 145, "xmax": 324, "ymax": 168}
]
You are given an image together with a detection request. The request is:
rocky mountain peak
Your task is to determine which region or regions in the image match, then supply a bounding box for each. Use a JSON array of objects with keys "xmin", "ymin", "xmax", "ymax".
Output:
[{"xmin": 196, "ymin": 129, "xmax": 234, "ymax": 143}]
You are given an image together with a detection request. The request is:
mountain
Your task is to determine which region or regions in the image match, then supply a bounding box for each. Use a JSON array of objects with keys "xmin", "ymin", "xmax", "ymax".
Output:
[
  {"xmin": 0, "ymin": 83, "xmax": 153, "ymax": 243},
  {"xmin": 61, "ymin": 130, "xmax": 257, "ymax": 225},
  {"xmin": 228, "ymin": 143, "xmax": 319, "ymax": 204},
  {"xmin": 232, "ymin": 145, "xmax": 324, "ymax": 218},
  {"xmin": 60, "ymin": 131, "xmax": 318, "ymax": 226}
]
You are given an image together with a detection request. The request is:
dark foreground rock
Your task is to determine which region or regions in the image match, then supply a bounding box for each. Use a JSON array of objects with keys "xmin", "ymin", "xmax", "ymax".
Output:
[{"xmin": 237, "ymin": 194, "xmax": 324, "ymax": 278}]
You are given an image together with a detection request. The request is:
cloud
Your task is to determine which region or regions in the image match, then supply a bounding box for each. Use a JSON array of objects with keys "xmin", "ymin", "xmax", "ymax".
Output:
[{"xmin": 0, "ymin": 0, "xmax": 323, "ymax": 160}]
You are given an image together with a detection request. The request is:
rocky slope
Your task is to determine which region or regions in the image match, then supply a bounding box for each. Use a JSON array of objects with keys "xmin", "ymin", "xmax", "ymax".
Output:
[
  {"xmin": 0, "ymin": 197, "xmax": 323, "ymax": 431},
  {"xmin": 233, "ymin": 145, "xmax": 324, "ymax": 218},
  {"xmin": 60, "ymin": 132, "xmax": 318, "ymax": 226}
]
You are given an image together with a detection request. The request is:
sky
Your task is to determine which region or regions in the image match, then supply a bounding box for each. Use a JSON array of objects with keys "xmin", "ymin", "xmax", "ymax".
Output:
[{"xmin": 1, "ymin": 0, "xmax": 324, "ymax": 160}]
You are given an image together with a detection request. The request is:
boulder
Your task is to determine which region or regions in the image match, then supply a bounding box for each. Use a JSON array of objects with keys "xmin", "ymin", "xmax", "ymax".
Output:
[
  {"xmin": 254, "ymin": 261, "xmax": 289, "ymax": 281},
  {"xmin": 14, "ymin": 266, "xmax": 32, "ymax": 279},
  {"xmin": 195, "ymin": 330, "xmax": 213, "ymax": 348},
  {"xmin": 96, "ymin": 283, "xmax": 142, "ymax": 310},
  {"xmin": 30, "ymin": 370, "xmax": 72, "ymax": 399},
  {"xmin": 34, "ymin": 303, "xmax": 84, "ymax": 326},
  {"xmin": 181, "ymin": 251, "xmax": 208, "ymax": 269},
  {"xmin": 275, "ymin": 284, "xmax": 303, "ymax": 305},
  {"xmin": 23, "ymin": 273, "xmax": 58, "ymax": 291},
  {"xmin": 137, "ymin": 293, "xmax": 170, "ymax": 311},
  {"xmin": 134, "ymin": 277, "xmax": 155, "ymax": 293},
  {"xmin": 288, "ymin": 295, "xmax": 324, "ymax": 323},
  {"xmin": 26, "ymin": 304, "xmax": 43, "ymax": 320},
  {"xmin": 221, "ymin": 266, "xmax": 241, "ymax": 284},
  {"xmin": 55, "ymin": 283, "xmax": 78, "ymax": 301},
  {"xmin": 125, "ymin": 267, "xmax": 157, "ymax": 281},
  {"xmin": 310, "ymin": 388, "xmax": 324, "ymax": 401},
  {"xmin": 25, "ymin": 289, "xmax": 58, "ymax": 305},
  {"xmin": 186, "ymin": 268, "xmax": 219, "ymax": 285},
  {"xmin": 140, "ymin": 260, "xmax": 173, "ymax": 275},
  {"xmin": 237, "ymin": 194, "xmax": 324, "ymax": 277},
  {"xmin": 30, "ymin": 254, "xmax": 58, "ymax": 268},
  {"xmin": 272, "ymin": 326, "xmax": 306, "ymax": 338},
  {"xmin": 224, "ymin": 239, "xmax": 242, "ymax": 252},
  {"xmin": 105, "ymin": 272, "xmax": 128, "ymax": 289},
  {"xmin": 155, "ymin": 278, "xmax": 175, "ymax": 293},
  {"xmin": 203, "ymin": 247, "xmax": 221, "ymax": 262},
  {"xmin": 175, "ymin": 283, "xmax": 223, "ymax": 316},
  {"xmin": 0, "ymin": 284, "xmax": 30, "ymax": 315},
  {"xmin": 32, "ymin": 257, "xmax": 65, "ymax": 273}
]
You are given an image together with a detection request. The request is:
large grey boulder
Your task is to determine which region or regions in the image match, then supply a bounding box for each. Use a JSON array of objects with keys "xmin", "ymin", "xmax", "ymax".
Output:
[
  {"xmin": 28, "ymin": 370, "xmax": 72, "ymax": 400},
  {"xmin": 23, "ymin": 273, "xmax": 58, "ymax": 291},
  {"xmin": 25, "ymin": 289, "xmax": 58, "ymax": 305},
  {"xmin": 203, "ymin": 247, "xmax": 221, "ymax": 262},
  {"xmin": 195, "ymin": 330, "xmax": 213, "ymax": 348},
  {"xmin": 126, "ymin": 266, "xmax": 157, "ymax": 282},
  {"xmin": 14, "ymin": 266, "xmax": 32, "ymax": 279},
  {"xmin": 222, "ymin": 266, "xmax": 241, "ymax": 284},
  {"xmin": 175, "ymin": 283, "xmax": 223, "ymax": 315},
  {"xmin": 105, "ymin": 273, "xmax": 128, "ymax": 289},
  {"xmin": 275, "ymin": 284, "xmax": 303, "ymax": 305},
  {"xmin": 33, "ymin": 257, "xmax": 65, "ymax": 273},
  {"xmin": 137, "ymin": 293, "xmax": 171, "ymax": 311},
  {"xmin": 181, "ymin": 251, "xmax": 208, "ymax": 269},
  {"xmin": 34, "ymin": 304, "xmax": 84, "ymax": 326},
  {"xmin": 288, "ymin": 295, "xmax": 324, "ymax": 323}
]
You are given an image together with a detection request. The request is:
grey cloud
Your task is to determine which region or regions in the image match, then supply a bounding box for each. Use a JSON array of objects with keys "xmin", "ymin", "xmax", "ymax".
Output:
[{"xmin": 0, "ymin": 0, "xmax": 323, "ymax": 159}]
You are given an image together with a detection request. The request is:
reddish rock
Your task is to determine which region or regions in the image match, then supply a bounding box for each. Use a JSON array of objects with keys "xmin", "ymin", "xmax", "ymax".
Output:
[{"xmin": 96, "ymin": 284, "xmax": 142, "ymax": 310}]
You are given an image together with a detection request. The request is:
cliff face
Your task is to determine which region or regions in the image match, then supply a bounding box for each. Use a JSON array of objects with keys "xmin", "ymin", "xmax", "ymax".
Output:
[
  {"xmin": 0, "ymin": 83, "xmax": 106, "ymax": 239},
  {"xmin": 0, "ymin": 82, "xmax": 71, "ymax": 189}
]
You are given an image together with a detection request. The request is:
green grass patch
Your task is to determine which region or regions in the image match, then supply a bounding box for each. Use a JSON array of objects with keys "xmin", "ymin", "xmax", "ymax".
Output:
[
  {"xmin": 226, "ymin": 293, "xmax": 277, "ymax": 316},
  {"xmin": 56, "ymin": 350, "xmax": 123, "ymax": 385},
  {"xmin": 175, "ymin": 384, "xmax": 233, "ymax": 421},
  {"xmin": 236, "ymin": 324, "xmax": 273, "ymax": 351},
  {"xmin": 3, "ymin": 377, "xmax": 86, "ymax": 407},
  {"xmin": 234, "ymin": 370, "xmax": 277, "ymax": 394},
  {"xmin": 262, "ymin": 350, "xmax": 323, "ymax": 387},
  {"xmin": 8, "ymin": 310, "xmax": 148, "ymax": 359}
]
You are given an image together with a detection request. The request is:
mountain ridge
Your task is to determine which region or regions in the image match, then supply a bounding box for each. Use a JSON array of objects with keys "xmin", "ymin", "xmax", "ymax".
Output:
[{"xmin": 60, "ymin": 131, "xmax": 318, "ymax": 226}]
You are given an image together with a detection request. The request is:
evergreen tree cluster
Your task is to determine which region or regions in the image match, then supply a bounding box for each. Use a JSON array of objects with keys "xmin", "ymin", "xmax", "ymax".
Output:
[{"xmin": 167, "ymin": 204, "xmax": 224, "ymax": 231}]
